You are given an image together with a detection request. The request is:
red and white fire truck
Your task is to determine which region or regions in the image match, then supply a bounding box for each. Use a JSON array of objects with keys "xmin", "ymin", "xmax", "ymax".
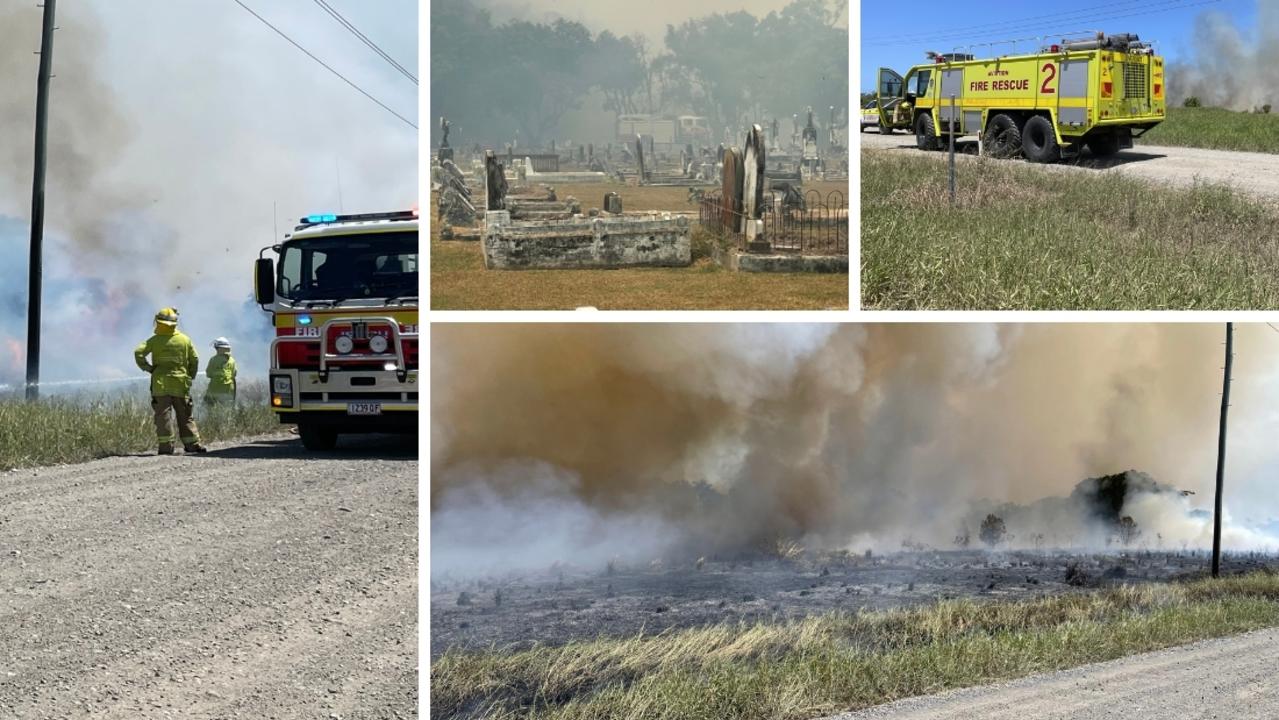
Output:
[{"xmin": 254, "ymin": 209, "xmax": 419, "ymax": 450}]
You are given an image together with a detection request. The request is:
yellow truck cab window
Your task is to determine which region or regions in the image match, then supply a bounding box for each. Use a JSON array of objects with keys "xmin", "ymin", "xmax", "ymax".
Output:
[
  {"xmin": 914, "ymin": 70, "xmax": 931, "ymax": 98},
  {"xmin": 881, "ymin": 73, "xmax": 902, "ymax": 98}
]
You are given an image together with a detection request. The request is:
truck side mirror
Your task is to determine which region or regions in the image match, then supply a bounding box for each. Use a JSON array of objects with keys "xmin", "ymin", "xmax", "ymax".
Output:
[{"xmin": 255, "ymin": 258, "xmax": 275, "ymax": 305}]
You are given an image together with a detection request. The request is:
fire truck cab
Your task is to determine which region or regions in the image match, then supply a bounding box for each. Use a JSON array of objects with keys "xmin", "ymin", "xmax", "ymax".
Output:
[
  {"xmin": 876, "ymin": 33, "xmax": 1165, "ymax": 162},
  {"xmin": 254, "ymin": 210, "xmax": 419, "ymax": 450}
]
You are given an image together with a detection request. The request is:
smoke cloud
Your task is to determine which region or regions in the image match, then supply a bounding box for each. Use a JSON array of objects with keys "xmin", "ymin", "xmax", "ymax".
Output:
[
  {"xmin": 431, "ymin": 324, "xmax": 1279, "ymax": 577},
  {"xmin": 0, "ymin": 2, "xmax": 416, "ymax": 389},
  {"xmin": 1168, "ymin": 4, "xmax": 1279, "ymax": 110}
]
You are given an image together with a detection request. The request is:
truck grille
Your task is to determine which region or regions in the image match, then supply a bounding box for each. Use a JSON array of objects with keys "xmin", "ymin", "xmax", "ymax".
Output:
[{"xmin": 1122, "ymin": 63, "xmax": 1148, "ymax": 101}]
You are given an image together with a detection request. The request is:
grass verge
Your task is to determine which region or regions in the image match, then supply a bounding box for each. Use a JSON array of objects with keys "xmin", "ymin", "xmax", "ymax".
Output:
[
  {"xmin": 1140, "ymin": 107, "xmax": 1279, "ymax": 154},
  {"xmin": 860, "ymin": 149, "xmax": 1279, "ymax": 310},
  {"xmin": 0, "ymin": 381, "xmax": 280, "ymax": 469},
  {"xmin": 432, "ymin": 571, "xmax": 1279, "ymax": 720},
  {"xmin": 429, "ymin": 183, "xmax": 848, "ymax": 311}
]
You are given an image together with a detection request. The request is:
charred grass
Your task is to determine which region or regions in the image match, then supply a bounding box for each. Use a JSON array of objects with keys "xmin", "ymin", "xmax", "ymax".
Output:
[
  {"xmin": 1140, "ymin": 107, "xmax": 1279, "ymax": 154},
  {"xmin": 0, "ymin": 381, "xmax": 280, "ymax": 469},
  {"xmin": 429, "ymin": 183, "xmax": 848, "ymax": 311},
  {"xmin": 432, "ymin": 570, "xmax": 1279, "ymax": 720},
  {"xmin": 860, "ymin": 149, "xmax": 1279, "ymax": 310}
]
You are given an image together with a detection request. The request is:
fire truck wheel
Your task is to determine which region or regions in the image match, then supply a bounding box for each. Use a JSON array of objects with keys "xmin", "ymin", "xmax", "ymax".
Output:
[
  {"xmin": 983, "ymin": 114, "xmax": 1020, "ymax": 158},
  {"xmin": 914, "ymin": 113, "xmax": 941, "ymax": 151},
  {"xmin": 298, "ymin": 423, "xmax": 338, "ymax": 451},
  {"xmin": 1087, "ymin": 132, "xmax": 1122, "ymax": 157},
  {"xmin": 1022, "ymin": 115, "xmax": 1061, "ymax": 163}
]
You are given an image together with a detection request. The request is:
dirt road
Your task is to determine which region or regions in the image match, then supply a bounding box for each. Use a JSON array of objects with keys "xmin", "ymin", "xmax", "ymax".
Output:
[
  {"xmin": 0, "ymin": 434, "xmax": 417, "ymax": 719},
  {"xmin": 859, "ymin": 131, "xmax": 1279, "ymax": 200},
  {"xmin": 828, "ymin": 627, "xmax": 1279, "ymax": 720}
]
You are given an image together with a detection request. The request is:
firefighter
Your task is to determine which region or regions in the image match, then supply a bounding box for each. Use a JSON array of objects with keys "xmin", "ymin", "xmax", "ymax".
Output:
[
  {"xmin": 133, "ymin": 307, "xmax": 208, "ymax": 455},
  {"xmin": 204, "ymin": 337, "xmax": 237, "ymax": 406}
]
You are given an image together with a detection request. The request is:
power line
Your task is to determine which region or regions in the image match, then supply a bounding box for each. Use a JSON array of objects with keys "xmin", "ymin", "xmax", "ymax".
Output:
[
  {"xmin": 310, "ymin": 0, "xmax": 418, "ymax": 85},
  {"xmin": 864, "ymin": 0, "xmax": 1152, "ymax": 44},
  {"xmin": 231, "ymin": 0, "xmax": 417, "ymax": 129},
  {"xmin": 864, "ymin": 0, "xmax": 1221, "ymax": 47}
]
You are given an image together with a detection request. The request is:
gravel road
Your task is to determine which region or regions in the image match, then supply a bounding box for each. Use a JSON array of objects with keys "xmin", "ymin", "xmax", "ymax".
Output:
[
  {"xmin": 859, "ymin": 131, "xmax": 1279, "ymax": 200},
  {"xmin": 0, "ymin": 434, "xmax": 417, "ymax": 719},
  {"xmin": 828, "ymin": 627, "xmax": 1279, "ymax": 720}
]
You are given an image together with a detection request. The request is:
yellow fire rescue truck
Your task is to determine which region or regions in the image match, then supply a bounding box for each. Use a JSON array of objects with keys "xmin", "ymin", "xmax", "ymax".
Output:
[
  {"xmin": 254, "ymin": 209, "xmax": 419, "ymax": 450},
  {"xmin": 876, "ymin": 33, "xmax": 1165, "ymax": 162}
]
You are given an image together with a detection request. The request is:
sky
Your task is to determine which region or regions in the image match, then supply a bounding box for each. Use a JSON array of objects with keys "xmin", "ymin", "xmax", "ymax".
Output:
[
  {"xmin": 860, "ymin": 0, "xmax": 1257, "ymax": 91},
  {"xmin": 475, "ymin": 0, "xmax": 849, "ymax": 45},
  {"xmin": 0, "ymin": 0, "xmax": 416, "ymax": 389}
]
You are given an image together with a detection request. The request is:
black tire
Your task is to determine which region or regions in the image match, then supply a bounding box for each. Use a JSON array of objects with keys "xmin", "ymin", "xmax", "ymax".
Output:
[
  {"xmin": 879, "ymin": 124, "xmax": 895, "ymax": 135},
  {"xmin": 298, "ymin": 423, "xmax": 338, "ymax": 451},
  {"xmin": 1087, "ymin": 132, "xmax": 1122, "ymax": 157},
  {"xmin": 1021, "ymin": 115, "xmax": 1061, "ymax": 163},
  {"xmin": 983, "ymin": 114, "xmax": 1021, "ymax": 158},
  {"xmin": 914, "ymin": 113, "xmax": 941, "ymax": 151}
]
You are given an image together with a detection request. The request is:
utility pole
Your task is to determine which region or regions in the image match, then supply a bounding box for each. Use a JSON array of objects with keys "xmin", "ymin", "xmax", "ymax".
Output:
[
  {"xmin": 1212, "ymin": 322, "xmax": 1233, "ymax": 578},
  {"xmin": 26, "ymin": 0, "xmax": 57, "ymax": 402}
]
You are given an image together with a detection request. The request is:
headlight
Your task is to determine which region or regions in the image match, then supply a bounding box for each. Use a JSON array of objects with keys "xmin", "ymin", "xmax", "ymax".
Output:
[
  {"xmin": 271, "ymin": 375, "xmax": 294, "ymax": 408},
  {"xmin": 369, "ymin": 335, "xmax": 388, "ymax": 354},
  {"xmin": 335, "ymin": 335, "xmax": 355, "ymax": 354}
]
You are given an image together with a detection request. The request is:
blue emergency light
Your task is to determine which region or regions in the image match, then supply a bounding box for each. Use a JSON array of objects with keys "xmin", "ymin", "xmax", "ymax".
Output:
[
  {"xmin": 306, "ymin": 213, "xmax": 338, "ymax": 223},
  {"xmin": 298, "ymin": 315, "xmax": 313, "ymax": 326}
]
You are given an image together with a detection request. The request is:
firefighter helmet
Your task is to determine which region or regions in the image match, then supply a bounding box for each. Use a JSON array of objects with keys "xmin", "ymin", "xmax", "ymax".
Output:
[{"xmin": 155, "ymin": 307, "xmax": 179, "ymax": 326}]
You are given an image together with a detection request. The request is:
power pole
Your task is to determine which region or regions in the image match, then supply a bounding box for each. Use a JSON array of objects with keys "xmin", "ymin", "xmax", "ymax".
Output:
[
  {"xmin": 26, "ymin": 0, "xmax": 57, "ymax": 402},
  {"xmin": 1212, "ymin": 322, "xmax": 1233, "ymax": 578}
]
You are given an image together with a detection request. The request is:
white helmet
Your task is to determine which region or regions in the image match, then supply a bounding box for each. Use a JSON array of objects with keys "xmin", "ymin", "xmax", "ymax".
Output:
[{"xmin": 212, "ymin": 337, "xmax": 232, "ymax": 350}]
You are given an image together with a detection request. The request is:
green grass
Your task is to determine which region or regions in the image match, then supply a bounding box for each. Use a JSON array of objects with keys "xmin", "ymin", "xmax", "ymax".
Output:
[
  {"xmin": 432, "ymin": 570, "xmax": 1279, "ymax": 720},
  {"xmin": 1141, "ymin": 107, "xmax": 1279, "ymax": 154},
  {"xmin": 429, "ymin": 183, "xmax": 849, "ymax": 311},
  {"xmin": 0, "ymin": 381, "xmax": 281, "ymax": 469},
  {"xmin": 860, "ymin": 149, "xmax": 1279, "ymax": 310}
]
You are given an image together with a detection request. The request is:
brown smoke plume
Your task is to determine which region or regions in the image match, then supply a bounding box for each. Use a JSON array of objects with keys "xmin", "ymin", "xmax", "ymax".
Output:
[{"xmin": 431, "ymin": 324, "xmax": 1276, "ymax": 575}]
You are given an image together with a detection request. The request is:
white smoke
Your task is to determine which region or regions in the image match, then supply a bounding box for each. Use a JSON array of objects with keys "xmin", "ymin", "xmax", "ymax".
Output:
[{"xmin": 1168, "ymin": 4, "xmax": 1279, "ymax": 110}]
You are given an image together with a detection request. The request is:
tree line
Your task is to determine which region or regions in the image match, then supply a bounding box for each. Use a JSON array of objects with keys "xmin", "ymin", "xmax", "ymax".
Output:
[{"xmin": 430, "ymin": 0, "xmax": 849, "ymax": 147}]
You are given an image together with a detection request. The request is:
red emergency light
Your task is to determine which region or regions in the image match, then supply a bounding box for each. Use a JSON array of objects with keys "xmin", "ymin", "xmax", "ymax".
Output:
[{"xmin": 1050, "ymin": 44, "xmax": 1061, "ymax": 53}]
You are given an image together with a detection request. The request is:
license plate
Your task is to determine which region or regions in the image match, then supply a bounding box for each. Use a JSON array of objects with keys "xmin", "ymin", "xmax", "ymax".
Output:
[{"xmin": 347, "ymin": 402, "xmax": 382, "ymax": 416}]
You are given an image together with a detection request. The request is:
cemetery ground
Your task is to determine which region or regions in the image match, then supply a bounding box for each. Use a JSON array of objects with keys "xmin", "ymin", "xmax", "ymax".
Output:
[{"xmin": 430, "ymin": 181, "xmax": 849, "ymax": 311}]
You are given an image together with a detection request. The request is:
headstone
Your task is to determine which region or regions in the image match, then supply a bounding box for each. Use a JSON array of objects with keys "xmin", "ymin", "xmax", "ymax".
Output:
[
  {"xmin": 603, "ymin": 192, "xmax": 622, "ymax": 214},
  {"xmin": 635, "ymin": 135, "xmax": 648, "ymax": 184},
  {"xmin": 743, "ymin": 124, "xmax": 769, "ymax": 250},
  {"xmin": 484, "ymin": 151, "xmax": 508, "ymax": 211},
  {"xmin": 720, "ymin": 147, "xmax": 744, "ymax": 232},
  {"xmin": 439, "ymin": 117, "xmax": 454, "ymax": 161}
]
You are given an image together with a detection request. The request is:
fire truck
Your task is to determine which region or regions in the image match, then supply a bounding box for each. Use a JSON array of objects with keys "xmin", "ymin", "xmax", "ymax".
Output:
[
  {"xmin": 253, "ymin": 209, "xmax": 419, "ymax": 450},
  {"xmin": 875, "ymin": 33, "xmax": 1165, "ymax": 162}
]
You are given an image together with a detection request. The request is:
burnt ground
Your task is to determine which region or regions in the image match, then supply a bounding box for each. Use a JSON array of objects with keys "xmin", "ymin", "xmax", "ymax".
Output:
[{"xmin": 429, "ymin": 549, "xmax": 1276, "ymax": 658}]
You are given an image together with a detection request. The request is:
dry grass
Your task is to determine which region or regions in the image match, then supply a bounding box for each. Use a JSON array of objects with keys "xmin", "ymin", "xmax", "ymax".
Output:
[
  {"xmin": 0, "ymin": 381, "xmax": 281, "ymax": 469},
  {"xmin": 429, "ymin": 181, "xmax": 849, "ymax": 310},
  {"xmin": 861, "ymin": 148, "xmax": 1279, "ymax": 310},
  {"xmin": 432, "ymin": 571, "xmax": 1279, "ymax": 720}
]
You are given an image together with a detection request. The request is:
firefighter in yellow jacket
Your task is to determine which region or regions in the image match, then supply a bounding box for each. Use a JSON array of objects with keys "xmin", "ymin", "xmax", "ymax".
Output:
[
  {"xmin": 134, "ymin": 307, "xmax": 208, "ymax": 455},
  {"xmin": 205, "ymin": 337, "xmax": 237, "ymax": 406}
]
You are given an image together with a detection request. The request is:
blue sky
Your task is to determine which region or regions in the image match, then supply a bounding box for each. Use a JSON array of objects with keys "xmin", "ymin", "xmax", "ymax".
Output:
[{"xmin": 861, "ymin": 0, "xmax": 1257, "ymax": 91}]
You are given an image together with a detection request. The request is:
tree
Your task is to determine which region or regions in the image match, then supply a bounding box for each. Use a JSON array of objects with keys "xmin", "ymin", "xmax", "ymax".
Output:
[
  {"xmin": 1116, "ymin": 516, "xmax": 1141, "ymax": 546},
  {"xmin": 979, "ymin": 514, "xmax": 1006, "ymax": 548}
]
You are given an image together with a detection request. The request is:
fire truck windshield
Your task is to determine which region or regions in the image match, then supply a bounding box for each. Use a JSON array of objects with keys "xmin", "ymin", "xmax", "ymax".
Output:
[{"xmin": 278, "ymin": 230, "xmax": 418, "ymax": 304}]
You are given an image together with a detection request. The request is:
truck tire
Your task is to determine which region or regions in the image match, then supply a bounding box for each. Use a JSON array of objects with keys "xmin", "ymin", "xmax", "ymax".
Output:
[
  {"xmin": 914, "ymin": 113, "xmax": 941, "ymax": 151},
  {"xmin": 880, "ymin": 123, "xmax": 895, "ymax": 135},
  {"xmin": 298, "ymin": 423, "xmax": 338, "ymax": 451},
  {"xmin": 1087, "ymin": 132, "xmax": 1122, "ymax": 157},
  {"xmin": 1022, "ymin": 115, "xmax": 1061, "ymax": 163},
  {"xmin": 983, "ymin": 114, "xmax": 1020, "ymax": 158}
]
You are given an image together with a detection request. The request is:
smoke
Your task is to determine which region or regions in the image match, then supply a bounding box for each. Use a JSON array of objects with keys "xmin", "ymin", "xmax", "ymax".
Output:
[
  {"xmin": 1168, "ymin": 4, "xmax": 1279, "ymax": 110},
  {"xmin": 432, "ymin": 324, "xmax": 1279, "ymax": 577},
  {"xmin": 0, "ymin": 2, "xmax": 416, "ymax": 389}
]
